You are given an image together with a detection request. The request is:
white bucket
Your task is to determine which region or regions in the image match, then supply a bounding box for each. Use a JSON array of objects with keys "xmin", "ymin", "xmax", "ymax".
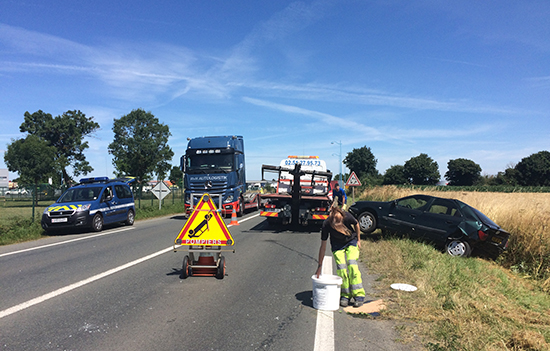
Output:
[{"xmin": 311, "ymin": 274, "xmax": 343, "ymax": 311}]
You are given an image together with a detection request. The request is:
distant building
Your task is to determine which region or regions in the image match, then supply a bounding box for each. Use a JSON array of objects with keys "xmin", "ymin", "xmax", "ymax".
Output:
[{"xmin": 0, "ymin": 169, "xmax": 8, "ymax": 195}]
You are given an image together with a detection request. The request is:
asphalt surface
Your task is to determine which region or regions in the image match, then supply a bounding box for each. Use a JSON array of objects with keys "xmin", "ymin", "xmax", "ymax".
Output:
[{"xmin": 0, "ymin": 211, "xmax": 415, "ymax": 351}]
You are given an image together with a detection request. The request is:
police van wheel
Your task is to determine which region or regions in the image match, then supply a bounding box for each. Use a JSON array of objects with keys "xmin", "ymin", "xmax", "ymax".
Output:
[
  {"xmin": 125, "ymin": 209, "xmax": 135, "ymax": 226},
  {"xmin": 92, "ymin": 214, "xmax": 103, "ymax": 232}
]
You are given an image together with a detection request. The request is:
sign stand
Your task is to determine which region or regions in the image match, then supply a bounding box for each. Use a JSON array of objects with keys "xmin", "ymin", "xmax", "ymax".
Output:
[
  {"xmin": 152, "ymin": 180, "xmax": 171, "ymax": 210},
  {"xmin": 174, "ymin": 193, "xmax": 235, "ymax": 279}
]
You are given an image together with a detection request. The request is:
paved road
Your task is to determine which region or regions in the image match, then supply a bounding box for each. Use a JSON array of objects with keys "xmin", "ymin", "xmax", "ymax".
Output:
[{"xmin": 0, "ymin": 212, "xmax": 414, "ymax": 351}]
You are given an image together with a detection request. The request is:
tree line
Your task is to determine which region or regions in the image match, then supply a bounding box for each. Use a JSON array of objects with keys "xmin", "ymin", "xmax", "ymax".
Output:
[
  {"xmin": 6, "ymin": 109, "xmax": 549, "ymax": 198},
  {"xmin": 3, "ymin": 108, "xmax": 179, "ymax": 202},
  {"xmin": 343, "ymin": 146, "xmax": 550, "ymax": 187}
]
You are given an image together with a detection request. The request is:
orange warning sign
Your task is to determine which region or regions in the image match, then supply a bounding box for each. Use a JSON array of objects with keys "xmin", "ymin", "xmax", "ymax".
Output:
[{"xmin": 175, "ymin": 194, "xmax": 234, "ymax": 246}]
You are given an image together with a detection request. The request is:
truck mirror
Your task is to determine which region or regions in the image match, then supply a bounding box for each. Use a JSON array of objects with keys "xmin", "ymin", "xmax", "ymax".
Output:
[{"xmin": 180, "ymin": 155, "xmax": 186, "ymax": 172}]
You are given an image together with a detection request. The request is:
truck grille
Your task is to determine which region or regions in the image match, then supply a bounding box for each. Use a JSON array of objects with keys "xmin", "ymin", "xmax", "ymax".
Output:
[{"xmin": 188, "ymin": 180, "xmax": 228, "ymax": 193}]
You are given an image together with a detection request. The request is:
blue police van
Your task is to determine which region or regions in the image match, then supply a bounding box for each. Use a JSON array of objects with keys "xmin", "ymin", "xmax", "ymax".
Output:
[{"xmin": 41, "ymin": 177, "xmax": 136, "ymax": 232}]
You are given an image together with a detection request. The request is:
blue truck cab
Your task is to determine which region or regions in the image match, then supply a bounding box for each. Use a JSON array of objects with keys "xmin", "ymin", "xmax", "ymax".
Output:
[
  {"xmin": 181, "ymin": 136, "xmax": 246, "ymax": 216},
  {"xmin": 41, "ymin": 177, "xmax": 135, "ymax": 232}
]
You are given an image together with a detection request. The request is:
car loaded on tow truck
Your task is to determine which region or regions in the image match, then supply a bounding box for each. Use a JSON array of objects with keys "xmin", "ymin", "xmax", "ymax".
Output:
[{"xmin": 260, "ymin": 156, "xmax": 333, "ymax": 226}]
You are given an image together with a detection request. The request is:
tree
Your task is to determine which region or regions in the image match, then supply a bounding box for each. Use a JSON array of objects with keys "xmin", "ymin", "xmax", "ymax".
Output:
[
  {"xmin": 343, "ymin": 146, "xmax": 379, "ymax": 180},
  {"xmin": 445, "ymin": 158, "xmax": 482, "ymax": 186},
  {"xmin": 403, "ymin": 153, "xmax": 440, "ymax": 185},
  {"xmin": 4, "ymin": 135, "xmax": 60, "ymax": 206},
  {"xmin": 19, "ymin": 110, "xmax": 100, "ymax": 185},
  {"xmin": 383, "ymin": 165, "xmax": 408, "ymax": 185},
  {"xmin": 108, "ymin": 109, "xmax": 174, "ymax": 196},
  {"xmin": 169, "ymin": 166, "xmax": 183, "ymax": 188},
  {"xmin": 514, "ymin": 151, "xmax": 550, "ymax": 186}
]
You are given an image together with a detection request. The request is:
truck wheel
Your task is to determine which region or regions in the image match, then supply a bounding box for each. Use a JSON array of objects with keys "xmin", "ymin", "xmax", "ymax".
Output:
[
  {"xmin": 358, "ymin": 211, "xmax": 376, "ymax": 234},
  {"xmin": 237, "ymin": 198, "xmax": 244, "ymax": 217},
  {"xmin": 92, "ymin": 213, "xmax": 104, "ymax": 232}
]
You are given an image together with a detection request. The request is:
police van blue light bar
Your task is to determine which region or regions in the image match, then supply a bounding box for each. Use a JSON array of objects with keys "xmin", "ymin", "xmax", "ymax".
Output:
[{"xmin": 79, "ymin": 177, "xmax": 109, "ymax": 183}]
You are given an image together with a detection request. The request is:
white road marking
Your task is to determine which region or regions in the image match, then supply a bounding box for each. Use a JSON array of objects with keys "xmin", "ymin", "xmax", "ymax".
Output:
[
  {"xmin": 0, "ymin": 245, "xmax": 178, "ymax": 319},
  {"xmin": 228, "ymin": 213, "xmax": 260, "ymax": 226},
  {"xmin": 314, "ymin": 256, "xmax": 336, "ymax": 351},
  {"xmin": 0, "ymin": 227, "xmax": 135, "ymax": 258},
  {"xmin": 0, "ymin": 214, "xmax": 259, "ymax": 319}
]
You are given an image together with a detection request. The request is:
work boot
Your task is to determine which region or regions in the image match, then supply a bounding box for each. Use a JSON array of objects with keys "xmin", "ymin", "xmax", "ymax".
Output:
[
  {"xmin": 340, "ymin": 297, "xmax": 349, "ymax": 307},
  {"xmin": 353, "ymin": 296, "xmax": 364, "ymax": 307}
]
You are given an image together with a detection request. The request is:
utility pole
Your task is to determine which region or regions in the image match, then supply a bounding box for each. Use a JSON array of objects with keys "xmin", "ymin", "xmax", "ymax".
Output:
[{"xmin": 331, "ymin": 140, "xmax": 343, "ymax": 186}]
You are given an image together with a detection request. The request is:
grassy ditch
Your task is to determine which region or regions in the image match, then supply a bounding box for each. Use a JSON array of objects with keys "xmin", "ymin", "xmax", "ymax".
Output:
[
  {"xmin": 360, "ymin": 237, "xmax": 550, "ymax": 350},
  {"xmin": 357, "ymin": 186, "xmax": 550, "ymax": 290}
]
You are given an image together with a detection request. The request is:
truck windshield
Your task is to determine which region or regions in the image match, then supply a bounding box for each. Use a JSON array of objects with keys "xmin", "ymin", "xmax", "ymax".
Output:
[
  {"xmin": 187, "ymin": 154, "xmax": 234, "ymax": 173},
  {"xmin": 58, "ymin": 187, "xmax": 103, "ymax": 203}
]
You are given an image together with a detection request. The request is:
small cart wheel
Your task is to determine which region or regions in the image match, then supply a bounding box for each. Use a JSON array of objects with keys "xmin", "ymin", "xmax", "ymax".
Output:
[
  {"xmin": 216, "ymin": 256, "xmax": 226, "ymax": 279},
  {"xmin": 180, "ymin": 255, "xmax": 190, "ymax": 279}
]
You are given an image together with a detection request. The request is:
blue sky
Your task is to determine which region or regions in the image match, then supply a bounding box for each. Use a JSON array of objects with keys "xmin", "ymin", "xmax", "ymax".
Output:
[{"xmin": 1, "ymin": 0, "xmax": 549, "ymax": 182}]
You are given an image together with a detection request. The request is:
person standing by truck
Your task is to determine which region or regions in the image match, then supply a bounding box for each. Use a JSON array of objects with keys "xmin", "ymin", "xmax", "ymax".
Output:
[
  {"xmin": 315, "ymin": 205, "xmax": 365, "ymax": 307},
  {"xmin": 332, "ymin": 183, "xmax": 347, "ymax": 209}
]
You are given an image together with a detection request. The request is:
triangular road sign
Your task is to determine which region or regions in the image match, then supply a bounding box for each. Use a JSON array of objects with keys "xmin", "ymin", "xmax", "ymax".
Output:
[
  {"xmin": 346, "ymin": 171, "xmax": 362, "ymax": 186},
  {"xmin": 175, "ymin": 194, "xmax": 234, "ymax": 246}
]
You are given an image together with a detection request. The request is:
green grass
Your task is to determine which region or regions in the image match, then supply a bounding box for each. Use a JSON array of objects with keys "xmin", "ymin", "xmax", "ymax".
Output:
[
  {"xmin": 0, "ymin": 217, "xmax": 45, "ymax": 245},
  {"xmin": 135, "ymin": 201, "xmax": 186, "ymax": 220},
  {"xmin": 360, "ymin": 235, "xmax": 550, "ymax": 350}
]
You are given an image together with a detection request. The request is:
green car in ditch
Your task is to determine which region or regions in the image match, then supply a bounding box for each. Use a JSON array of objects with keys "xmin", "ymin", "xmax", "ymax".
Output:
[{"xmin": 348, "ymin": 194, "xmax": 510, "ymax": 259}]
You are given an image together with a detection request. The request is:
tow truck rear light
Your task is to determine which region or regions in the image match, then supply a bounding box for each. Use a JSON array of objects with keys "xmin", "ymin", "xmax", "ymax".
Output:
[
  {"xmin": 265, "ymin": 204, "xmax": 276, "ymax": 209},
  {"xmin": 315, "ymin": 207, "xmax": 327, "ymax": 212}
]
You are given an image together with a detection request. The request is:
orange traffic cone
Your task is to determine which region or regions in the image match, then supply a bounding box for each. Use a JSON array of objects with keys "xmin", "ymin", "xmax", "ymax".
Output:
[{"xmin": 229, "ymin": 207, "xmax": 240, "ymax": 226}]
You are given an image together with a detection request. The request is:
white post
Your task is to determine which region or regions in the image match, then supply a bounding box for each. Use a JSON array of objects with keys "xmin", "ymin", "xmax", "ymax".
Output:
[{"xmin": 158, "ymin": 180, "xmax": 162, "ymax": 210}]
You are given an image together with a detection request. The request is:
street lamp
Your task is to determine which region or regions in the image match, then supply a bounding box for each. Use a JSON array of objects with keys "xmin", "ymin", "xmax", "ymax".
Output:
[{"xmin": 331, "ymin": 140, "xmax": 342, "ymax": 186}]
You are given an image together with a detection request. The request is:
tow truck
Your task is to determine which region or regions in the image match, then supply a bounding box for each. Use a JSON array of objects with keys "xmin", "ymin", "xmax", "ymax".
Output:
[{"xmin": 260, "ymin": 156, "xmax": 333, "ymax": 226}]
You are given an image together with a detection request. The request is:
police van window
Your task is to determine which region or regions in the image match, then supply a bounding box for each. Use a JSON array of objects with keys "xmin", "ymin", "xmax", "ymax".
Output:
[
  {"xmin": 102, "ymin": 187, "xmax": 113, "ymax": 201},
  {"xmin": 115, "ymin": 184, "xmax": 132, "ymax": 199}
]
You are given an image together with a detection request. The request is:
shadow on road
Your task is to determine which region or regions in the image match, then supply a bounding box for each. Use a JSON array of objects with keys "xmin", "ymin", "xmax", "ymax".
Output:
[
  {"xmin": 295, "ymin": 290, "xmax": 314, "ymax": 308},
  {"xmin": 247, "ymin": 219, "xmax": 322, "ymax": 234},
  {"xmin": 44, "ymin": 223, "xmax": 126, "ymax": 236},
  {"xmin": 170, "ymin": 215, "xmax": 188, "ymax": 221}
]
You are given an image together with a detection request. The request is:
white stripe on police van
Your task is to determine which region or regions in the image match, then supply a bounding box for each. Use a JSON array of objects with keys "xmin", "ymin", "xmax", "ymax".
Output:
[{"xmin": 89, "ymin": 203, "xmax": 135, "ymax": 215}]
